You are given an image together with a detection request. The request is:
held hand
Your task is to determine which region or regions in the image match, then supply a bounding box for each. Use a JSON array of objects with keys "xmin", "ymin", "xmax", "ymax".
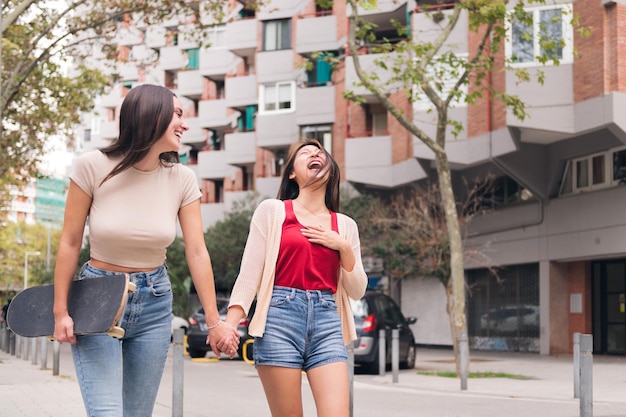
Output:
[
  {"xmin": 300, "ymin": 225, "xmax": 346, "ymax": 251},
  {"xmin": 53, "ymin": 314, "xmax": 76, "ymax": 344},
  {"xmin": 206, "ymin": 321, "xmax": 240, "ymax": 359}
]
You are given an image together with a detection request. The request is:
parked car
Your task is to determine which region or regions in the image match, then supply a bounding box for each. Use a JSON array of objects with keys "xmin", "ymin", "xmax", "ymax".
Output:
[
  {"xmin": 171, "ymin": 314, "xmax": 189, "ymax": 338},
  {"xmin": 350, "ymin": 291, "xmax": 417, "ymax": 373},
  {"xmin": 186, "ymin": 298, "xmax": 255, "ymax": 360}
]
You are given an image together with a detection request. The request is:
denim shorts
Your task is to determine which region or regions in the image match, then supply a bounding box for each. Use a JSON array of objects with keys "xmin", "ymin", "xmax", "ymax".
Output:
[{"xmin": 254, "ymin": 286, "xmax": 347, "ymax": 372}]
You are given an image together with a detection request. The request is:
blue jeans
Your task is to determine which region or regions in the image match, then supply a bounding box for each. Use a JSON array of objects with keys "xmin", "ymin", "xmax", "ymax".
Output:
[
  {"xmin": 254, "ymin": 286, "xmax": 347, "ymax": 372},
  {"xmin": 71, "ymin": 262, "xmax": 172, "ymax": 417}
]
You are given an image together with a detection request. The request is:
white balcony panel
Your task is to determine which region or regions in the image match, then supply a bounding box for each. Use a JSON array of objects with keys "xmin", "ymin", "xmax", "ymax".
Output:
[
  {"xmin": 145, "ymin": 26, "xmax": 167, "ymax": 49},
  {"xmin": 296, "ymin": 85, "xmax": 335, "ymax": 125},
  {"xmin": 345, "ymin": 53, "xmax": 400, "ymax": 100},
  {"xmin": 225, "ymin": 131, "xmax": 257, "ymax": 165},
  {"xmin": 177, "ymin": 26, "xmax": 199, "ymax": 50},
  {"xmin": 198, "ymin": 99, "xmax": 238, "ymax": 129},
  {"xmin": 99, "ymin": 87, "xmax": 124, "ymax": 108},
  {"xmin": 296, "ymin": 15, "xmax": 340, "ymax": 54},
  {"xmin": 117, "ymin": 62, "xmax": 139, "ymax": 81},
  {"xmin": 181, "ymin": 117, "xmax": 207, "ymax": 148},
  {"xmin": 346, "ymin": 136, "xmax": 426, "ymax": 187},
  {"xmin": 159, "ymin": 46, "xmax": 188, "ymax": 70},
  {"xmin": 412, "ymin": 8, "xmax": 468, "ymax": 53},
  {"xmin": 226, "ymin": 18, "xmax": 258, "ymax": 56},
  {"xmin": 100, "ymin": 120, "xmax": 118, "ymax": 140},
  {"xmin": 131, "ymin": 45, "xmax": 158, "ymax": 65},
  {"xmin": 256, "ymin": 50, "xmax": 298, "ymax": 84},
  {"xmin": 199, "ymin": 49, "xmax": 240, "ymax": 79},
  {"xmin": 200, "ymin": 202, "xmax": 226, "ymax": 228},
  {"xmin": 257, "ymin": 0, "xmax": 309, "ymax": 19},
  {"xmin": 177, "ymin": 70, "xmax": 204, "ymax": 99},
  {"xmin": 256, "ymin": 112, "xmax": 299, "ymax": 149},
  {"xmin": 225, "ymin": 74, "xmax": 258, "ymax": 108},
  {"xmin": 196, "ymin": 150, "xmax": 228, "ymax": 179},
  {"xmin": 115, "ymin": 27, "xmax": 144, "ymax": 46},
  {"xmin": 353, "ymin": 0, "xmax": 408, "ymax": 16},
  {"xmin": 256, "ymin": 177, "xmax": 281, "ymax": 200}
]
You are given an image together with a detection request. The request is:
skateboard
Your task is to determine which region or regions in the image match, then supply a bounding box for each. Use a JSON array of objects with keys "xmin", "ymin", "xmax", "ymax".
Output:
[{"xmin": 6, "ymin": 274, "xmax": 136, "ymax": 339}]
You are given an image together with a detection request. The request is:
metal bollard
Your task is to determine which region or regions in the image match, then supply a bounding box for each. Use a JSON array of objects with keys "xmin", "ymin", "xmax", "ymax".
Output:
[
  {"xmin": 31, "ymin": 338, "xmax": 38, "ymax": 365},
  {"xmin": 9, "ymin": 331, "xmax": 16, "ymax": 356},
  {"xmin": 579, "ymin": 334, "xmax": 593, "ymax": 417},
  {"xmin": 172, "ymin": 328, "xmax": 184, "ymax": 417},
  {"xmin": 378, "ymin": 329, "xmax": 386, "ymax": 376},
  {"xmin": 52, "ymin": 340, "xmax": 60, "ymax": 376},
  {"xmin": 573, "ymin": 332, "xmax": 580, "ymax": 398},
  {"xmin": 391, "ymin": 329, "xmax": 399, "ymax": 383},
  {"xmin": 347, "ymin": 341, "xmax": 354, "ymax": 417},
  {"xmin": 40, "ymin": 337, "xmax": 48, "ymax": 370}
]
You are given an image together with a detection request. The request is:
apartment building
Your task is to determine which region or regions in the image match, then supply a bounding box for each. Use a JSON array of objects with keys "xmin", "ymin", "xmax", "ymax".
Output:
[{"xmin": 79, "ymin": 0, "xmax": 626, "ymax": 356}]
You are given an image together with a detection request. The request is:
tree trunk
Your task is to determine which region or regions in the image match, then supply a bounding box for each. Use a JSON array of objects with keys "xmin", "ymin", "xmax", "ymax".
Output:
[{"xmin": 436, "ymin": 151, "xmax": 469, "ymax": 390}]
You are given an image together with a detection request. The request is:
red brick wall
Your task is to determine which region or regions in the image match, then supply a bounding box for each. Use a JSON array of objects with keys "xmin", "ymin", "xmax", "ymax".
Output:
[
  {"xmin": 568, "ymin": 261, "xmax": 592, "ymax": 352},
  {"xmin": 388, "ymin": 90, "xmax": 413, "ymax": 164},
  {"xmin": 574, "ymin": 0, "xmax": 607, "ymax": 101}
]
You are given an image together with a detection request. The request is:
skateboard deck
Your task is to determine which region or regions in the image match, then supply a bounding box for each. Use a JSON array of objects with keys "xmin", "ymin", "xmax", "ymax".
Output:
[{"xmin": 6, "ymin": 274, "xmax": 135, "ymax": 339}]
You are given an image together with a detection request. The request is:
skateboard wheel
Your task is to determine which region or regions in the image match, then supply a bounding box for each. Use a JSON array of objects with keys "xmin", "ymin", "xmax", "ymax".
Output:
[
  {"xmin": 127, "ymin": 282, "xmax": 137, "ymax": 293},
  {"xmin": 108, "ymin": 327, "xmax": 125, "ymax": 338}
]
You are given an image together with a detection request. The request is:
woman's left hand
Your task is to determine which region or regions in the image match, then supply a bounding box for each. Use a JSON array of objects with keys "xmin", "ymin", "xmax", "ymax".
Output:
[{"xmin": 206, "ymin": 321, "xmax": 240, "ymax": 359}]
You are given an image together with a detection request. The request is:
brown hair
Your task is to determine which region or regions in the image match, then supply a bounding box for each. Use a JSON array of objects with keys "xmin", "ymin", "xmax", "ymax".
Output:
[
  {"xmin": 99, "ymin": 84, "xmax": 180, "ymax": 185},
  {"xmin": 276, "ymin": 139, "xmax": 341, "ymax": 212}
]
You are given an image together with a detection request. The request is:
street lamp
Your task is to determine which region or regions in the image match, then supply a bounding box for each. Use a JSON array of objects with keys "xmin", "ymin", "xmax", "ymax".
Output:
[{"xmin": 24, "ymin": 251, "xmax": 41, "ymax": 290}]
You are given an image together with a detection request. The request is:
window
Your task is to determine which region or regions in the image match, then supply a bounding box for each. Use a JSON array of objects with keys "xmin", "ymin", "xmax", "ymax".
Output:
[
  {"xmin": 263, "ymin": 19, "xmax": 291, "ymax": 51},
  {"xmin": 301, "ymin": 125, "xmax": 332, "ymax": 153},
  {"xmin": 559, "ymin": 147, "xmax": 626, "ymax": 196},
  {"xmin": 207, "ymin": 24, "xmax": 226, "ymax": 48},
  {"xmin": 185, "ymin": 48, "xmax": 199, "ymax": 70},
  {"xmin": 305, "ymin": 53, "xmax": 333, "ymax": 87},
  {"xmin": 259, "ymin": 81, "xmax": 295, "ymax": 113},
  {"xmin": 507, "ymin": 4, "xmax": 573, "ymax": 65}
]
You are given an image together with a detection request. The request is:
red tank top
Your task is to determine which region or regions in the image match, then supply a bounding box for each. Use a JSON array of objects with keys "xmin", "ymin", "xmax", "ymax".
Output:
[{"xmin": 274, "ymin": 200, "xmax": 341, "ymax": 292}]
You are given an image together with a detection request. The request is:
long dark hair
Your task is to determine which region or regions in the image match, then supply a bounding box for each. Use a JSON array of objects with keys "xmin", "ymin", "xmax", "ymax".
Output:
[
  {"xmin": 276, "ymin": 139, "xmax": 341, "ymax": 212},
  {"xmin": 99, "ymin": 84, "xmax": 180, "ymax": 185}
]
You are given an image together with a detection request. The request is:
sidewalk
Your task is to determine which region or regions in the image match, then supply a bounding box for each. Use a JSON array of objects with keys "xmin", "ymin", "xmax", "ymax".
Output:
[{"xmin": 1, "ymin": 342, "xmax": 626, "ymax": 417}]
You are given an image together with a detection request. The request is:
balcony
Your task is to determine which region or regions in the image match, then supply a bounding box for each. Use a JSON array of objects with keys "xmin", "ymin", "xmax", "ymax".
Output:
[
  {"xmin": 199, "ymin": 49, "xmax": 240, "ymax": 80},
  {"xmin": 159, "ymin": 46, "xmax": 188, "ymax": 70},
  {"xmin": 256, "ymin": 50, "xmax": 297, "ymax": 84},
  {"xmin": 296, "ymin": 85, "xmax": 335, "ymax": 125},
  {"xmin": 353, "ymin": 0, "xmax": 408, "ymax": 17},
  {"xmin": 177, "ymin": 70, "xmax": 204, "ymax": 100},
  {"xmin": 345, "ymin": 135, "xmax": 426, "ymax": 188},
  {"xmin": 225, "ymin": 131, "xmax": 257, "ymax": 166},
  {"xmin": 225, "ymin": 74, "xmax": 258, "ymax": 108},
  {"xmin": 226, "ymin": 18, "xmax": 258, "ymax": 57},
  {"xmin": 345, "ymin": 53, "xmax": 400, "ymax": 101},
  {"xmin": 256, "ymin": 177, "xmax": 281, "ymax": 200},
  {"xmin": 181, "ymin": 117, "xmax": 208, "ymax": 148},
  {"xmin": 257, "ymin": 0, "xmax": 310, "ymax": 19},
  {"xmin": 296, "ymin": 14, "xmax": 341, "ymax": 54},
  {"xmin": 256, "ymin": 112, "xmax": 298, "ymax": 150},
  {"xmin": 144, "ymin": 26, "xmax": 167, "ymax": 49},
  {"xmin": 117, "ymin": 62, "xmax": 139, "ymax": 81},
  {"xmin": 198, "ymin": 99, "xmax": 238, "ymax": 130},
  {"xmin": 114, "ymin": 27, "xmax": 143, "ymax": 47},
  {"xmin": 196, "ymin": 150, "xmax": 229, "ymax": 180},
  {"xmin": 100, "ymin": 120, "xmax": 118, "ymax": 140}
]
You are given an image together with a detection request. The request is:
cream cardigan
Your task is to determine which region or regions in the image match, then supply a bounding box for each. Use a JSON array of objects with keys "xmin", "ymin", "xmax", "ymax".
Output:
[{"xmin": 228, "ymin": 198, "xmax": 368, "ymax": 345}]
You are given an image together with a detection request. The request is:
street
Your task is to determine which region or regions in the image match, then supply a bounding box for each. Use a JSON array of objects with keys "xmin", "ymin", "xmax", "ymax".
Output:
[{"xmin": 13, "ymin": 340, "xmax": 626, "ymax": 417}]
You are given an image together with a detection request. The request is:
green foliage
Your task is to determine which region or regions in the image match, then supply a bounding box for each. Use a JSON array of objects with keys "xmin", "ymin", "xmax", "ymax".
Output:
[
  {"xmin": 0, "ymin": 221, "xmax": 62, "ymax": 291},
  {"xmin": 166, "ymin": 237, "xmax": 192, "ymax": 317},
  {"xmin": 203, "ymin": 194, "xmax": 258, "ymax": 294}
]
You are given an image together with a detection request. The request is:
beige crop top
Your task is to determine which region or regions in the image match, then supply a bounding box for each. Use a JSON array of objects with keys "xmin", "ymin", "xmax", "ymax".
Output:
[{"xmin": 70, "ymin": 150, "xmax": 202, "ymax": 268}]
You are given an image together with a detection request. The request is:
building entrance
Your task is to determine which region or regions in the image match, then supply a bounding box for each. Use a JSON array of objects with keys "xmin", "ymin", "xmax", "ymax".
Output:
[{"xmin": 592, "ymin": 261, "xmax": 626, "ymax": 355}]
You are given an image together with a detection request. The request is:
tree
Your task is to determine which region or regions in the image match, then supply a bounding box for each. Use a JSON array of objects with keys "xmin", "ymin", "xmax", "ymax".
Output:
[
  {"xmin": 203, "ymin": 194, "xmax": 258, "ymax": 294},
  {"xmin": 0, "ymin": 0, "xmax": 246, "ymax": 208},
  {"xmin": 166, "ymin": 237, "xmax": 193, "ymax": 317},
  {"xmin": 345, "ymin": 0, "xmax": 587, "ymax": 389}
]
